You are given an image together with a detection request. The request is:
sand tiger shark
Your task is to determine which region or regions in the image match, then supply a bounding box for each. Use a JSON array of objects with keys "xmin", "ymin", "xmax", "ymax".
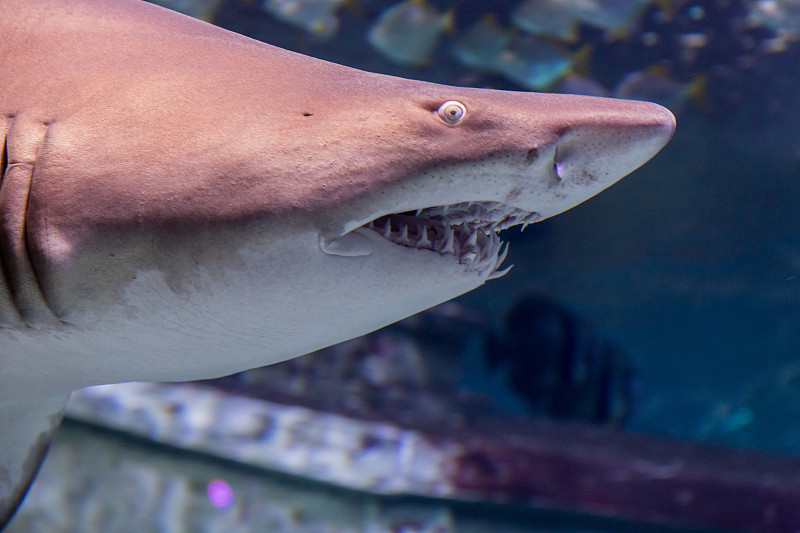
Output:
[{"xmin": 0, "ymin": 0, "xmax": 675, "ymax": 525}]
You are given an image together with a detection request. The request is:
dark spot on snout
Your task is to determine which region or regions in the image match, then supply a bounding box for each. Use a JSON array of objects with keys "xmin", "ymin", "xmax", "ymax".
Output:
[
  {"xmin": 577, "ymin": 169, "xmax": 598, "ymax": 186},
  {"xmin": 525, "ymin": 148, "xmax": 538, "ymax": 165},
  {"xmin": 506, "ymin": 187, "xmax": 522, "ymax": 202},
  {"xmin": 302, "ymin": 112, "xmax": 313, "ymax": 117}
]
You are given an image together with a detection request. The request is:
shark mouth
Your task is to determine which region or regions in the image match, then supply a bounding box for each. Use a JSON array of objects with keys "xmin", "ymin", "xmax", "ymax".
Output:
[{"xmin": 365, "ymin": 201, "xmax": 541, "ymax": 278}]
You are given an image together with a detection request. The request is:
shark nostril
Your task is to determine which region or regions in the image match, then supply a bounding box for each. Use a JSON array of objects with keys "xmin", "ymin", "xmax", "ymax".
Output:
[
  {"xmin": 553, "ymin": 161, "xmax": 564, "ymax": 183},
  {"xmin": 552, "ymin": 146, "xmax": 563, "ymax": 183}
]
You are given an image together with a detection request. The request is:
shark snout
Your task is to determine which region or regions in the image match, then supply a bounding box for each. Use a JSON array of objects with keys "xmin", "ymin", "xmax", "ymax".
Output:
[
  {"xmin": 507, "ymin": 98, "xmax": 674, "ymax": 219},
  {"xmin": 551, "ymin": 101, "xmax": 675, "ymax": 193}
]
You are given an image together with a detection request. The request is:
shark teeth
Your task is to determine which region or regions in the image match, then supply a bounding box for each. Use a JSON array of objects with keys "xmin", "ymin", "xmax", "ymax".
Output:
[{"xmin": 366, "ymin": 202, "xmax": 540, "ymax": 278}]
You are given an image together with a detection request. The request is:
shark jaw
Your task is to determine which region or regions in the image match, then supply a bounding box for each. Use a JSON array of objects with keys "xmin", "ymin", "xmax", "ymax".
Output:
[
  {"xmin": 322, "ymin": 201, "xmax": 536, "ymax": 279},
  {"xmin": 366, "ymin": 201, "xmax": 533, "ymax": 278}
]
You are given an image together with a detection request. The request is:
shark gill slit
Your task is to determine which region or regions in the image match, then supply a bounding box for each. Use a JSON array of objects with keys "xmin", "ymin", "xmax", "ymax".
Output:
[
  {"xmin": 0, "ymin": 117, "xmax": 58, "ymax": 327},
  {"xmin": 0, "ymin": 115, "xmax": 19, "ymax": 325},
  {"xmin": 0, "ymin": 119, "xmax": 7, "ymax": 181}
]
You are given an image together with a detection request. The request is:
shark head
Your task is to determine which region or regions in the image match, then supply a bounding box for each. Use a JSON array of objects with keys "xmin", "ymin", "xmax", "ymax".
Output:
[
  {"xmin": 301, "ymin": 81, "xmax": 675, "ymax": 342},
  {"xmin": 313, "ymin": 83, "xmax": 675, "ymax": 266},
  {"xmin": 1, "ymin": 0, "xmax": 673, "ymax": 397}
]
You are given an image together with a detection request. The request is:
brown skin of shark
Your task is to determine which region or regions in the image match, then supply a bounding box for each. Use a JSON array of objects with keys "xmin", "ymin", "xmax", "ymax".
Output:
[{"xmin": 0, "ymin": 0, "xmax": 674, "ymax": 327}]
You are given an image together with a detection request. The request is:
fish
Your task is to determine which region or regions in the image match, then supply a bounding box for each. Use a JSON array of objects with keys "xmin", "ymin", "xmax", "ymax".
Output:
[
  {"xmin": 0, "ymin": 0, "xmax": 675, "ymax": 526},
  {"xmin": 484, "ymin": 295, "xmax": 635, "ymax": 426},
  {"xmin": 263, "ymin": 0, "xmax": 346, "ymax": 39},
  {"xmin": 512, "ymin": 0, "xmax": 583, "ymax": 41},
  {"xmin": 498, "ymin": 34, "xmax": 573, "ymax": 91},
  {"xmin": 367, "ymin": 0, "xmax": 452, "ymax": 66},
  {"xmin": 512, "ymin": 0, "xmax": 653, "ymax": 42},
  {"xmin": 750, "ymin": 0, "xmax": 800, "ymax": 35},
  {"xmin": 452, "ymin": 13, "xmax": 513, "ymax": 73},
  {"xmin": 614, "ymin": 69, "xmax": 707, "ymax": 112},
  {"xmin": 555, "ymin": 73, "xmax": 611, "ymax": 97},
  {"xmin": 573, "ymin": 0, "xmax": 653, "ymax": 38}
]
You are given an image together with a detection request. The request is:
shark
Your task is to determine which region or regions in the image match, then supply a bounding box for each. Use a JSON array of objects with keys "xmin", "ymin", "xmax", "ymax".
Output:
[{"xmin": 0, "ymin": 0, "xmax": 675, "ymax": 525}]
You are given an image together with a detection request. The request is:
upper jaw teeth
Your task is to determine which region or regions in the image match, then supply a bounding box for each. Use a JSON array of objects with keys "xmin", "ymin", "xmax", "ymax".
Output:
[
  {"xmin": 417, "ymin": 201, "xmax": 541, "ymax": 232},
  {"xmin": 366, "ymin": 201, "xmax": 539, "ymax": 278}
]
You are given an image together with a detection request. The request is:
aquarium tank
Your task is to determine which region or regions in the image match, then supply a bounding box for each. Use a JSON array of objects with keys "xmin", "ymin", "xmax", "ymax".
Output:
[{"xmin": 6, "ymin": 0, "xmax": 800, "ymax": 532}]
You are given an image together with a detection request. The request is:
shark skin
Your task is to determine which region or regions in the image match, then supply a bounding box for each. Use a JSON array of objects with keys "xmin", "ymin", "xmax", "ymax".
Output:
[{"xmin": 0, "ymin": 0, "xmax": 675, "ymax": 525}]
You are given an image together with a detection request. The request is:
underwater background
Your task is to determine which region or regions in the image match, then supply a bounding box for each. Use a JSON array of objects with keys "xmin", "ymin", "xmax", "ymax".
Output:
[
  {"xmin": 10, "ymin": 0, "xmax": 800, "ymax": 532},
  {"xmin": 202, "ymin": 0, "xmax": 800, "ymax": 457}
]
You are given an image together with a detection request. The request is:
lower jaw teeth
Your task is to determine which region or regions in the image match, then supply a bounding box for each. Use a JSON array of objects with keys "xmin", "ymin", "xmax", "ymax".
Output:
[
  {"xmin": 367, "ymin": 217, "xmax": 511, "ymax": 277},
  {"xmin": 362, "ymin": 202, "xmax": 537, "ymax": 277}
]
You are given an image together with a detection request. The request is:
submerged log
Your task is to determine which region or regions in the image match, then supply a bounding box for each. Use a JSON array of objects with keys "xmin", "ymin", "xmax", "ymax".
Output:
[
  {"xmin": 62, "ymin": 382, "xmax": 800, "ymax": 532},
  {"xmin": 449, "ymin": 418, "xmax": 800, "ymax": 532}
]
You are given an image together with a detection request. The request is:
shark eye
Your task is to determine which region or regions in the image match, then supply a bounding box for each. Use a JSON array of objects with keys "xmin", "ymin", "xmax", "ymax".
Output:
[{"xmin": 437, "ymin": 100, "xmax": 467, "ymax": 125}]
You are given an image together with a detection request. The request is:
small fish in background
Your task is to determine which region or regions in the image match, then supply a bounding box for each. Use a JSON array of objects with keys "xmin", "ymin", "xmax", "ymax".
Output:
[
  {"xmin": 147, "ymin": 0, "xmax": 225, "ymax": 21},
  {"xmin": 614, "ymin": 67, "xmax": 707, "ymax": 112},
  {"xmin": 512, "ymin": 0, "xmax": 584, "ymax": 41},
  {"xmin": 573, "ymin": 0, "xmax": 655, "ymax": 39},
  {"xmin": 512, "ymin": 0, "xmax": 654, "ymax": 42},
  {"xmin": 497, "ymin": 34, "xmax": 573, "ymax": 90},
  {"xmin": 554, "ymin": 73, "xmax": 611, "ymax": 97},
  {"xmin": 484, "ymin": 295, "xmax": 636, "ymax": 426},
  {"xmin": 452, "ymin": 13, "xmax": 513, "ymax": 72},
  {"xmin": 748, "ymin": 0, "xmax": 800, "ymax": 35},
  {"xmin": 367, "ymin": 0, "xmax": 453, "ymax": 66},
  {"xmin": 263, "ymin": 0, "xmax": 347, "ymax": 39}
]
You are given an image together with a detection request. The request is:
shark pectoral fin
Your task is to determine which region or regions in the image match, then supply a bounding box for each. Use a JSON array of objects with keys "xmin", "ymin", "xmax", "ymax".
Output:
[{"xmin": 0, "ymin": 394, "xmax": 68, "ymax": 528}]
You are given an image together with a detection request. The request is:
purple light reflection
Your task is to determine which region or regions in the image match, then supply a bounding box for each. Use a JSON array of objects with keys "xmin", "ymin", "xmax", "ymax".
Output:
[{"xmin": 206, "ymin": 478, "xmax": 234, "ymax": 508}]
